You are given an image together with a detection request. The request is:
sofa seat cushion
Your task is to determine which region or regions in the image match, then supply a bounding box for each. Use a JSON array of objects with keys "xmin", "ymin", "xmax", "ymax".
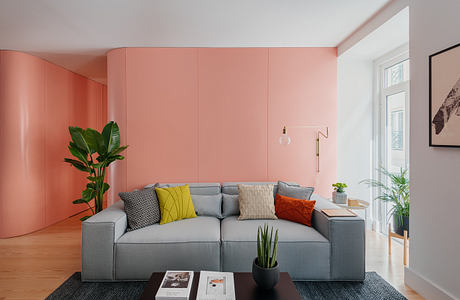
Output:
[
  {"xmin": 221, "ymin": 216, "xmax": 328, "ymax": 242},
  {"xmin": 220, "ymin": 216, "xmax": 330, "ymax": 280},
  {"xmin": 115, "ymin": 216, "xmax": 221, "ymax": 280},
  {"xmin": 117, "ymin": 216, "xmax": 220, "ymax": 244}
]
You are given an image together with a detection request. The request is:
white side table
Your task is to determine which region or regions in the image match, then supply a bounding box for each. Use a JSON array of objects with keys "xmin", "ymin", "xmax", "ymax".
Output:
[{"xmin": 330, "ymin": 198, "xmax": 370, "ymax": 221}]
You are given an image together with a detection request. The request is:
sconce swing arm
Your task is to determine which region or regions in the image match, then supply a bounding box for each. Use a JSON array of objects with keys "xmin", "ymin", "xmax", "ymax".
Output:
[{"xmin": 280, "ymin": 125, "xmax": 329, "ymax": 172}]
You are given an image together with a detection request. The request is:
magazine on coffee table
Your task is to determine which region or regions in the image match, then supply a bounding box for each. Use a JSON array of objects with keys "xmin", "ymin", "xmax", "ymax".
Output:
[
  {"xmin": 155, "ymin": 271, "xmax": 194, "ymax": 300},
  {"xmin": 197, "ymin": 271, "xmax": 235, "ymax": 300}
]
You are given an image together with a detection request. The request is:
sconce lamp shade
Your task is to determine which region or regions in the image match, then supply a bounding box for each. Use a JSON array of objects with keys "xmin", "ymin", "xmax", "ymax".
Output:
[{"xmin": 279, "ymin": 126, "xmax": 291, "ymax": 146}]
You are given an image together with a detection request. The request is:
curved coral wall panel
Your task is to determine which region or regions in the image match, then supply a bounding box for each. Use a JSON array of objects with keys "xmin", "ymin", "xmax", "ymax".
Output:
[
  {"xmin": 0, "ymin": 51, "xmax": 46, "ymax": 237},
  {"xmin": 0, "ymin": 51, "xmax": 107, "ymax": 238},
  {"xmin": 107, "ymin": 48, "xmax": 128, "ymax": 205}
]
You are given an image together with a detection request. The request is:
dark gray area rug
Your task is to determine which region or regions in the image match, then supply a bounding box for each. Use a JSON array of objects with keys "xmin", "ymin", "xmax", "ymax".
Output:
[
  {"xmin": 46, "ymin": 272, "xmax": 406, "ymax": 300},
  {"xmin": 294, "ymin": 272, "xmax": 406, "ymax": 299}
]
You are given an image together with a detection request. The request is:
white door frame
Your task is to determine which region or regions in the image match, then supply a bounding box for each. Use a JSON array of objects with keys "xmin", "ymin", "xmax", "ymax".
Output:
[{"xmin": 372, "ymin": 43, "xmax": 409, "ymax": 233}]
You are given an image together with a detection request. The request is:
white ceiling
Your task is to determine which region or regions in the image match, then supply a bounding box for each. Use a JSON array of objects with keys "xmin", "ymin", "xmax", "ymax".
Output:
[
  {"xmin": 340, "ymin": 7, "xmax": 409, "ymax": 60},
  {"xmin": 0, "ymin": 0, "xmax": 390, "ymax": 84}
]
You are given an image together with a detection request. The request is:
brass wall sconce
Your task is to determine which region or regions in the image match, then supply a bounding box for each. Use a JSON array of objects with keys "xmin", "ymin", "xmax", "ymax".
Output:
[{"xmin": 279, "ymin": 125, "xmax": 329, "ymax": 173}]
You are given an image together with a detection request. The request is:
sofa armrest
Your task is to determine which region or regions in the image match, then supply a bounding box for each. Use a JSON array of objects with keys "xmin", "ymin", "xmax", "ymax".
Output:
[
  {"xmin": 81, "ymin": 200, "xmax": 127, "ymax": 281},
  {"xmin": 310, "ymin": 194, "xmax": 365, "ymax": 281}
]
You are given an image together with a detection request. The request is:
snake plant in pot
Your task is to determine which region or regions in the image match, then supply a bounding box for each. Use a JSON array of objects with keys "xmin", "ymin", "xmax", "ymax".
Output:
[
  {"xmin": 64, "ymin": 121, "xmax": 128, "ymax": 221},
  {"xmin": 252, "ymin": 224, "xmax": 280, "ymax": 289},
  {"xmin": 360, "ymin": 167, "xmax": 410, "ymax": 236}
]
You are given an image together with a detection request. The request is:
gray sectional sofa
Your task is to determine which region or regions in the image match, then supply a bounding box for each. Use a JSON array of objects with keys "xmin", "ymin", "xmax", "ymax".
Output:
[{"xmin": 81, "ymin": 182, "xmax": 365, "ymax": 282}]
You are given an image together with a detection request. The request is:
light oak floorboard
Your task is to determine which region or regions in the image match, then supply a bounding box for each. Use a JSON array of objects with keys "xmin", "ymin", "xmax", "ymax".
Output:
[
  {"xmin": 366, "ymin": 230, "xmax": 424, "ymax": 299},
  {"xmin": 0, "ymin": 211, "xmax": 85, "ymax": 300},
  {"xmin": 0, "ymin": 213, "xmax": 423, "ymax": 299}
]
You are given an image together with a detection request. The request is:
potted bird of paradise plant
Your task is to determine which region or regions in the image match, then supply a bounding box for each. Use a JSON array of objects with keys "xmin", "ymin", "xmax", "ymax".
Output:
[{"xmin": 64, "ymin": 121, "xmax": 128, "ymax": 221}]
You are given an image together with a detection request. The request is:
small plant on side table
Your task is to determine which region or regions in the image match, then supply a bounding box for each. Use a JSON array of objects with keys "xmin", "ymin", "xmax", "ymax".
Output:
[
  {"xmin": 252, "ymin": 224, "xmax": 280, "ymax": 289},
  {"xmin": 332, "ymin": 182, "xmax": 348, "ymax": 204}
]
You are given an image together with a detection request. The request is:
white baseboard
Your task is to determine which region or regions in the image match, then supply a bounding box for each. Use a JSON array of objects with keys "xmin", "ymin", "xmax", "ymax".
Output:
[{"xmin": 405, "ymin": 267, "xmax": 459, "ymax": 300}]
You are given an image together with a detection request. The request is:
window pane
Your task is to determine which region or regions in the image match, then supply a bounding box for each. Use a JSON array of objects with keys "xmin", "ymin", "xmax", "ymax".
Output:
[
  {"xmin": 386, "ymin": 92, "xmax": 406, "ymax": 173},
  {"xmin": 391, "ymin": 110, "xmax": 404, "ymax": 150},
  {"xmin": 384, "ymin": 59, "xmax": 409, "ymax": 88}
]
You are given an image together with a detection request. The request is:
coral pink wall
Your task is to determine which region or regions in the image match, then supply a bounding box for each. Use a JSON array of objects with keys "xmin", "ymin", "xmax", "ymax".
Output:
[
  {"xmin": 0, "ymin": 51, "xmax": 107, "ymax": 238},
  {"xmin": 107, "ymin": 48, "xmax": 336, "ymax": 204}
]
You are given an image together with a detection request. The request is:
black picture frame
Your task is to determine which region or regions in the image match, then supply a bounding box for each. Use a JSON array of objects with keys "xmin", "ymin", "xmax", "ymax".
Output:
[{"xmin": 429, "ymin": 42, "xmax": 460, "ymax": 147}]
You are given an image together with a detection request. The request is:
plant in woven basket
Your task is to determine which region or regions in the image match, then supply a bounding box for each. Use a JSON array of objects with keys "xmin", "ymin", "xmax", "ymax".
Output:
[
  {"xmin": 64, "ymin": 121, "xmax": 128, "ymax": 221},
  {"xmin": 256, "ymin": 224, "xmax": 279, "ymax": 268}
]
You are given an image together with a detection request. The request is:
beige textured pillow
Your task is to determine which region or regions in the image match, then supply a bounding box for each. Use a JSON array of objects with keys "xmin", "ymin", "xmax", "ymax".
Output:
[{"xmin": 238, "ymin": 184, "xmax": 277, "ymax": 220}]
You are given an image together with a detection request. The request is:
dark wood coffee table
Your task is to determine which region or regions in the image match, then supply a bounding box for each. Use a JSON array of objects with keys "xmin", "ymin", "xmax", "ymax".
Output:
[{"xmin": 140, "ymin": 272, "xmax": 301, "ymax": 300}]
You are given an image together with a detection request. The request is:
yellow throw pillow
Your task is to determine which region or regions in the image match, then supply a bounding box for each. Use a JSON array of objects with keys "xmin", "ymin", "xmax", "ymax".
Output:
[{"xmin": 155, "ymin": 184, "xmax": 197, "ymax": 225}]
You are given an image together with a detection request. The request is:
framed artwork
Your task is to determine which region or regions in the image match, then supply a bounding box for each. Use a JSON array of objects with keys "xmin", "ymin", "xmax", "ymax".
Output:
[{"xmin": 429, "ymin": 42, "xmax": 460, "ymax": 147}]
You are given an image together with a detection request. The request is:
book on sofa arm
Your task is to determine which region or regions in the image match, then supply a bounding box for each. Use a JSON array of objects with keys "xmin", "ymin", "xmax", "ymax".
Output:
[
  {"xmin": 155, "ymin": 271, "xmax": 194, "ymax": 300},
  {"xmin": 321, "ymin": 209, "xmax": 357, "ymax": 217},
  {"xmin": 197, "ymin": 271, "xmax": 235, "ymax": 300}
]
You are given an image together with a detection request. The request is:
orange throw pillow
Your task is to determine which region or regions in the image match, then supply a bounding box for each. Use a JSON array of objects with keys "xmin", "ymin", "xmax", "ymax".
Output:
[{"xmin": 275, "ymin": 194, "xmax": 316, "ymax": 227}]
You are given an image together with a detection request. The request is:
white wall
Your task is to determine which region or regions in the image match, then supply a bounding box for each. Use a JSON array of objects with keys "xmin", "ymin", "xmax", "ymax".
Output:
[
  {"xmin": 406, "ymin": 0, "xmax": 460, "ymax": 299},
  {"xmin": 337, "ymin": 57, "xmax": 373, "ymax": 205}
]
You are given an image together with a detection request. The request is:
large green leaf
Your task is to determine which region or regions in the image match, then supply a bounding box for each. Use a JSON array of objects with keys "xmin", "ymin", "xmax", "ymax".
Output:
[
  {"xmin": 108, "ymin": 145, "xmax": 128, "ymax": 157},
  {"xmin": 103, "ymin": 183, "xmax": 110, "ymax": 193},
  {"xmin": 95, "ymin": 144, "xmax": 127, "ymax": 163},
  {"xmin": 104, "ymin": 155, "xmax": 125, "ymax": 167},
  {"xmin": 69, "ymin": 126, "xmax": 91, "ymax": 154},
  {"xmin": 102, "ymin": 121, "xmax": 121, "ymax": 153},
  {"xmin": 84, "ymin": 128, "xmax": 105, "ymax": 155},
  {"xmin": 64, "ymin": 158, "xmax": 90, "ymax": 172},
  {"xmin": 80, "ymin": 215, "xmax": 91, "ymax": 222},
  {"xmin": 73, "ymin": 198, "xmax": 89, "ymax": 204},
  {"xmin": 92, "ymin": 162, "xmax": 104, "ymax": 168},
  {"xmin": 87, "ymin": 175, "xmax": 103, "ymax": 182},
  {"xmin": 68, "ymin": 143, "xmax": 88, "ymax": 165},
  {"xmin": 86, "ymin": 182, "xmax": 96, "ymax": 190},
  {"xmin": 82, "ymin": 188, "xmax": 96, "ymax": 201}
]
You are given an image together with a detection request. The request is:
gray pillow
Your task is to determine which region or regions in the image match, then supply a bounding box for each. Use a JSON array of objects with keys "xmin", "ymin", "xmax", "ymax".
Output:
[
  {"xmin": 119, "ymin": 188, "xmax": 161, "ymax": 231},
  {"xmin": 277, "ymin": 181, "xmax": 314, "ymax": 200},
  {"xmin": 191, "ymin": 194, "xmax": 222, "ymax": 219},
  {"xmin": 222, "ymin": 194, "xmax": 240, "ymax": 217}
]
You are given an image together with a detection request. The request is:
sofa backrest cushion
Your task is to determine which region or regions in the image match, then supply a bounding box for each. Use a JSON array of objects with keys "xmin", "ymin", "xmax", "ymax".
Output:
[
  {"xmin": 278, "ymin": 181, "xmax": 314, "ymax": 200},
  {"xmin": 222, "ymin": 182, "xmax": 278, "ymax": 195},
  {"xmin": 145, "ymin": 182, "xmax": 221, "ymax": 195},
  {"xmin": 221, "ymin": 182, "xmax": 299, "ymax": 217},
  {"xmin": 222, "ymin": 194, "xmax": 239, "ymax": 217},
  {"xmin": 151, "ymin": 183, "xmax": 222, "ymax": 219}
]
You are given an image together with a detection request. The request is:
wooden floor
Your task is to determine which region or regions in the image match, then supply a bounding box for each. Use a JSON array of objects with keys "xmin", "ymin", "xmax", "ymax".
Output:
[
  {"xmin": 366, "ymin": 230, "xmax": 423, "ymax": 299},
  {"xmin": 0, "ymin": 212, "xmax": 423, "ymax": 300}
]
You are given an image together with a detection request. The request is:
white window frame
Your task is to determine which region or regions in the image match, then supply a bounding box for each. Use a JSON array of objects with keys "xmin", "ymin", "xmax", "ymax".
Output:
[{"xmin": 372, "ymin": 43, "xmax": 410, "ymax": 233}]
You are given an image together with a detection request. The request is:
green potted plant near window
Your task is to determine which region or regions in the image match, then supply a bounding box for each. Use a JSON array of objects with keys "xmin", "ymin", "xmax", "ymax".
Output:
[
  {"xmin": 64, "ymin": 121, "xmax": 128, "ymax": 221},
  {"xmin": 332, "ymin": 182, "xmax": 348, "ymax": 204},
  {"xmin": 360, "ymin": 167, "xmax": 409, "ymax": 236},
  {"xmin": 252, "ymin": 224, "xmax": 279, "ymax": 290}
]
